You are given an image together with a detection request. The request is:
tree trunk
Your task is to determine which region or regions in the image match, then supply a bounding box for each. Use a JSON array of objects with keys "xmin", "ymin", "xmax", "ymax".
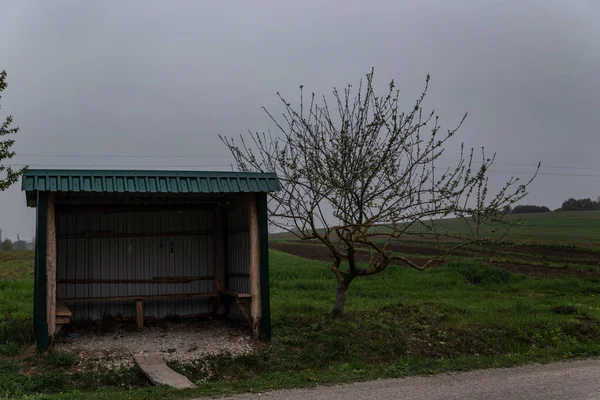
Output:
[{"xmin": 331, "ymin": 275, "xmax": 354, "ymax": 318}]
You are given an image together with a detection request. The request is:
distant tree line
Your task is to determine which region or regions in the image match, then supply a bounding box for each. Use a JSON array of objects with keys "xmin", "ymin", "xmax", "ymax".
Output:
[
  {"xmin": 507, "ymin": 197, "xmax": 600, "ymax": 214},
  {"xmin": 556, "ymin": 198, "xmax": 600, "ymax": 212},
  {"xmin": 0, "ymin": 236, "xmax": 34, "ymax": 251},
  {"xmin": 510, "ymin": 205, "xmax": 551, "ymax": 214}
]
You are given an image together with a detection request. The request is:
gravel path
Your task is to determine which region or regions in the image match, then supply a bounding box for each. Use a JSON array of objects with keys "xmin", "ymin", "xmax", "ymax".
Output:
[{"xmin": 213, "ymin": 359, "xmax": 600, "ymax": 400}]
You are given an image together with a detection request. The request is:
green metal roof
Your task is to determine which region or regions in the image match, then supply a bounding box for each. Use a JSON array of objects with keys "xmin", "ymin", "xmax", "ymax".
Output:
[{"xmin": 22, "ymin": 169, "xmax": 280, "ymax": 207}]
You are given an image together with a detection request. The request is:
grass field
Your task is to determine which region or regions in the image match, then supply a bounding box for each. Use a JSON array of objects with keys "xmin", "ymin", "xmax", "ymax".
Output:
[
  {"xmin": 0, "ymin": 251, "xmax": 34, "ymax": 348},
  {"xmin": 403, "ymin": 211, "xmax": 600, "ymax": 247},
  {"xmin": 271, "ymin": 210, "xmax": 600, "ymax": 279},
  {"xmin": 0, "ymin": 211, "xmax": 599, "ymax": 399},
  {"xmin": 271, "ymin": 210, "xmax": 600, "ymax": 248}
]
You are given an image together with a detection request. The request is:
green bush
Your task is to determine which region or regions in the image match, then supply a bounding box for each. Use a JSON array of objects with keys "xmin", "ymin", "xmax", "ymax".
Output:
[
  {"xmin": 0, "ymin": 341, "xmax": 20, "ymax": 356},
  {"xmin": 29, "ymin": 371, "xmax": 69, "ymax": 393},
  {"xmin": 0, "ymin": 370, "xmax": 26, "ymax": 397},
  {"xmin": 442, "ymin": 261, "xmax": 513, "ymax": 285},
  {"xmin": 70, "ymin": 366, "xmax": 149, "ymax": 391},
  {"xmin": 0, "ymin": 359, "xmax": 18, "ymax": 374},
  {"xmin": 0, "ymin": 319, "xmax": 34, "ymax": 345},
  {"xmin": 45, "ymin": 351, "xmax": 77, "ymax": 367},
  {"xmin": 0, "ymin": 361, "xmax": 69, "ymax": 397}
]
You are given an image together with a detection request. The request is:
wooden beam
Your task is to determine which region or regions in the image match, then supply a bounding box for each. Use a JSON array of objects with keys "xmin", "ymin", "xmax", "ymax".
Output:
[
  {"xmin": 55, "ymin": 203, "xmax": 226, "ymax": 215},
  {"xmin": 57, "ymin": 276, "xmax": 215, "ymax": 284},
  {"xmin": 136, "ymin": 299, "xmax": 144, "ymax": 329},
  {"xmin": 46, "ymin": 194, "xmax": 57, "ymax": 337},
  {"xmin": 62, "ymin": 293, "xmax": 220, "ymax": 303},
  {"xmin": 221, "ymin": 291, "xmax": 252, "ymax": 299},
  {"xmin": 57, "ymin": 230, "xmax": 215, "ymax": 240},
  {"xmin": 248, "ymin": 194, "xmax": 261, "ymax": 338},
  {"xmin": 214, "ymin": 208, "xmax": 226, "ymax": 314}
]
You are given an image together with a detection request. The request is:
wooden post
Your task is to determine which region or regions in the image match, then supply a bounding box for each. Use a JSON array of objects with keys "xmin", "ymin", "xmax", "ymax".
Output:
[
  {"xmin": 214, "ymin": 208, "xmax": 226, "ymax": 314},
  {"xmin": 46, "ymin": 194, "xmax": 57, "ymax": 337},
  {"xmin": 248, "ymin": 195, "xmax": 261, "ymax": 338},
  {"xmin": 136, "ymin": 299, "xmax": 144, "ymax": 329},
  {"xmin": 34, "ymin": 192, "xmax": 49, "ymax": 351},
  {"xmin": 257, "ymin": 192, "xmax": 272, "ymax": 340}
]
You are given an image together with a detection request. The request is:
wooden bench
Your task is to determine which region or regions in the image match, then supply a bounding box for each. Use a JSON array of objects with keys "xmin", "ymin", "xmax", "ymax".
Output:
[
  {"xmin": 55, "ymin": 301, "xmax": 72, "ymax": 334},
  {"xmin": 221, "ymin": 291, "xmax": 252, "ymax": 326},
  {"xmin": 57, "ymin": 291, "xmax": 251, "ymax": 330},
  {"xmin": 61, "ymin": 293, "xmax": 221, "ymax": 329}
]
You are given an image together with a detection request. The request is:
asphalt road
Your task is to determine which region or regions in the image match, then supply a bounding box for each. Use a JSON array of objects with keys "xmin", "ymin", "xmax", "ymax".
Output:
[{"xmin": 213, "ymin": 359, "xmax": 600, "ymax": 400}]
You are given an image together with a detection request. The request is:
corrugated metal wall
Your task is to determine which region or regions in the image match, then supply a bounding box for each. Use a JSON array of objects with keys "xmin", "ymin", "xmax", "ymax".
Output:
[
  {"xmin": 226, "ymin": 201, "xmax": 251, "ymax": 319},
  {"xmin": 56, "ymin": 208, "xmax": 215, "ymax": 321}
]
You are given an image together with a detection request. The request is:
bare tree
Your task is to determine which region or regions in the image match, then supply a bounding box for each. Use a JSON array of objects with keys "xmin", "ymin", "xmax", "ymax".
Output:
[
  {"xmin": 221, "ymin": 70, "xmax": 538, "ymax": 318},
  {"xmin": 0, "ymin": 70, "xmax": 22, "ymax": 191}
]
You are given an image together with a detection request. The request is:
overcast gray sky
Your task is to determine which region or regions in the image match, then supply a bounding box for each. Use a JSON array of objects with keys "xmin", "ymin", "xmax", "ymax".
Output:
[{"xmin": 1, "ymin": 0, "xmax": 599, "ymax": 240}]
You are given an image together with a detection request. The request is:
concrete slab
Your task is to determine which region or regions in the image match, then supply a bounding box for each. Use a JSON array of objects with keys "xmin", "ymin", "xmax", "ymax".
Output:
[{"xmin": 134, "ymin": 353, "xmax": 197, "ymax": 389}]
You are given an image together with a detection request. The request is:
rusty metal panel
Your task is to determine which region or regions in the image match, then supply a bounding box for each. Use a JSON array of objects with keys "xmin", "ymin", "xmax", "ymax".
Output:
[
  {"xmin": 56, "ymin": 208, "xmax": 215, "ymax": 321},
  {"xmin": 226, "ymin": 200, "xmax": 250, "ymax": 319}
]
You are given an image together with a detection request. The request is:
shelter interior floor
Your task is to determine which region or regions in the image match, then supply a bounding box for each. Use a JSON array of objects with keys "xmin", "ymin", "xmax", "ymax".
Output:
[{"xmin": 53, "ymin": 319, "xmax": 254, "ymax": 369}]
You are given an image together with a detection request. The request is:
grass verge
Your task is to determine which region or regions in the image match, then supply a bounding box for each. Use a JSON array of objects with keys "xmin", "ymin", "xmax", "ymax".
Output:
[{"xmin": 1, "ymin": 250, "xmax": 600, "ymax": 399}]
